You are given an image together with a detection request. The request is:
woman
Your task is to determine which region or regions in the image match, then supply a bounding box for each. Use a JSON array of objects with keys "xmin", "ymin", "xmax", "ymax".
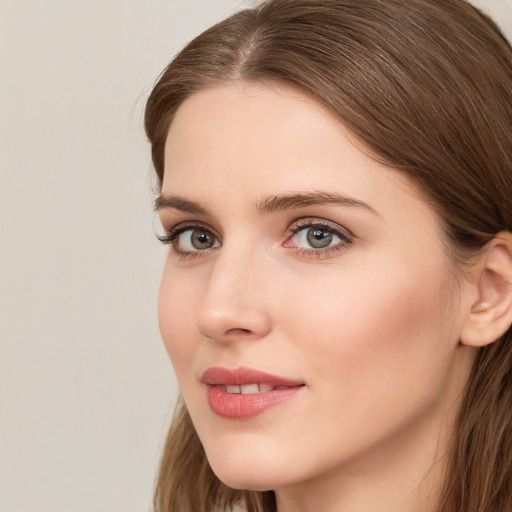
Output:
[{"xmin": 144, "ymin": 0, "xmax": 512, "ymax": 511}]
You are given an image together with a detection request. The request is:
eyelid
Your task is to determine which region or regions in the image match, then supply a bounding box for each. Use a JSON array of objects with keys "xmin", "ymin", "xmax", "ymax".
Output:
[
  {"xmin": 283, "ymin": 217, "xmax": 355, "ymax": 257},
  {"xmin": 287, "ymin": 217, "xmax": 354, "ymax": 239},
  {"xmin": 157, "ymin": 221, "xmax": 221, "ymax": 252}
]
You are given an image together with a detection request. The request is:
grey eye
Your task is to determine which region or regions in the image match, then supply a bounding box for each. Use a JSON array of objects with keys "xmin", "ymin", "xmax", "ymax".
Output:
[
  {"xmin": 306, "ymin": 228, "xmax": 334, "ymax": 248},
  {"xmin": 178, "ymin": 228, "xmax": 220, "ymax": 251},
  {"xmin": 290, "ymin": 226, "xmax": 341, "ymax": 249}
]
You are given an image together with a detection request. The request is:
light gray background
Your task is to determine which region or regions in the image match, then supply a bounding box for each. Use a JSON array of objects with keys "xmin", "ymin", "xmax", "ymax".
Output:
[{"xmin": 1, "ymin": 1, "xmax": 510, "ymax": 511}]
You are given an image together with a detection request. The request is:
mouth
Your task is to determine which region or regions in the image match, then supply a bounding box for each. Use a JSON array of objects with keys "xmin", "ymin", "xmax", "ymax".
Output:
[
  {"xmin": 201, "ymin": 366, "xmax": 305, "ymax": 419},
  {"xmin": 214, "ymin": 383, "xmax": 298, "ymax": 394}
]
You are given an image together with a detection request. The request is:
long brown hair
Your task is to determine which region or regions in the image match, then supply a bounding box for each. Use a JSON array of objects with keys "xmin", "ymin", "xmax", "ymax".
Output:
[{"xmin": 145, "ymin": 1, "xmax": 512, "ymax": 510}]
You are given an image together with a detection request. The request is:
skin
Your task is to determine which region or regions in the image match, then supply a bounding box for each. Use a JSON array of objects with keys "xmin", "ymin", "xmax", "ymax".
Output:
[{"xmin": 157, "ymin": 83, "xmax": 478, "ymax": 512}]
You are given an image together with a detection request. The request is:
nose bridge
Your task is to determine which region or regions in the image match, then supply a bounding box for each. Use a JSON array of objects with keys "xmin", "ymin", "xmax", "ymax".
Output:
[{"xmin": 196, "ymin": 241, "xmax": 271, "ymax": 342}]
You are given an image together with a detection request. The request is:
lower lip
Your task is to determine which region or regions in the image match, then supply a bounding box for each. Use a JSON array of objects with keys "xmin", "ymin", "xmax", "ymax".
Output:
[{"xmin": 206, "ymin": 385, "xmax": 304, "ymax": 419}]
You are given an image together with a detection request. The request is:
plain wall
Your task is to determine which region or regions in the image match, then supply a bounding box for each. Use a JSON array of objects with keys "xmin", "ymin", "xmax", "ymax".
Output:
[{"xmin": 0, "ymin": 1, "xmax": 510, "ymax": 511}]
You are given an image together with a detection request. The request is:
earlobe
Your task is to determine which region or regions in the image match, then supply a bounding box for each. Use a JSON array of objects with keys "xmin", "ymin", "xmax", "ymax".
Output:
[{"xmin": 460, "ymin": 232, "xmax": 512, "ymax": 348}]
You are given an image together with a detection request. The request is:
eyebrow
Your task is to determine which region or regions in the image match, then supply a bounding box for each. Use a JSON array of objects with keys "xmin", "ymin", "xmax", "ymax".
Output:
[
  {"xmin": 155, "ymin": 191, "xmax": 379, "ymax": 216},
  {"xmin": 257, "ymin": 191, "xmax": 378, "ymax": 215},
  {"xmin": 154, "ymin": 195, "xmax": 206, "ymax": 214}
]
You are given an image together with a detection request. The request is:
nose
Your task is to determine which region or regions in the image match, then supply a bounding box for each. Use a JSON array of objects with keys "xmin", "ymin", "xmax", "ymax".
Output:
[{"xmin": 195, "ymin": 246, "xmax": 273, "ymax": 343}]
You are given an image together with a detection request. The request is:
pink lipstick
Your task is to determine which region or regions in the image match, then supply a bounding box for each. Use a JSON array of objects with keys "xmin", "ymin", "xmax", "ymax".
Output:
[{"xmin": 201, "ymin": 367, "xmax": 305, "ymax": 419}]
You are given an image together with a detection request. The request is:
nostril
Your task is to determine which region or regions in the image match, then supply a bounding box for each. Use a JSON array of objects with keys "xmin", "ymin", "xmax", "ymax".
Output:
[{"xmin": 226, "ymin": 328, "xmax": 254, "ymax": 336}]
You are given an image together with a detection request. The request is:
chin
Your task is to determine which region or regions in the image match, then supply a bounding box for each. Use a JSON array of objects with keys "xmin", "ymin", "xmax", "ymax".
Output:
[
  {"xmin": 205, "ymin": 444, "xmax": 290, "ymax": 491},
  {"xmin": 215, "ymin": 473, "xmax": 274, "ymax": 492}
]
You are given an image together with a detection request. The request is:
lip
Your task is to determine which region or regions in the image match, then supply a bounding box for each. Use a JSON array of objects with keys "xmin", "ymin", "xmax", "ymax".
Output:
[
  {"xmin": 201, "ymin": 366, "xmax": 304, "ymax": 387},
  {"xmin": 201, "ymin": 366, "xmax": 305, "ymax": 420}
]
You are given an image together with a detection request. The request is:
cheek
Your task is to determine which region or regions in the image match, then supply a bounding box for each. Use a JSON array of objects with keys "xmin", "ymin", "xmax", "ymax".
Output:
[
  {"xmin": 280, "ymin": 257, "xmax": 456, "ymax": 406},
  {"xmin": 158, "ymin": 265, "xmax": 199, "ymax": 377},
  {"xmin": 258, "ymin": 259, "xmax": 460, "ymax": 476}
]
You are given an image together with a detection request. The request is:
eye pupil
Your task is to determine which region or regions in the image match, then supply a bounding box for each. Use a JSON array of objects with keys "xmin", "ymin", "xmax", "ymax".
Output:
[
  {"xmin": 307, "ymin": 228, "xmax": 333, "ymax": 248},
  {"xmin": 191, "ymin": 230, "xmax": 214, "ymax": 249}
]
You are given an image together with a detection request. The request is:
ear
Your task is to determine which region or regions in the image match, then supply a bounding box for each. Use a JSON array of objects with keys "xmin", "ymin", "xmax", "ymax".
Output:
[{"xmin": 460, "ymin": 232, "xmax": 512, "ymax": 347}]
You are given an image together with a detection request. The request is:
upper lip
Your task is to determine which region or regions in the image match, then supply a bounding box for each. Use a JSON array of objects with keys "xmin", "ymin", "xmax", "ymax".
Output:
[{"xmin": 201, "ymin": 366, "xmax": 305, "ymax": 387}]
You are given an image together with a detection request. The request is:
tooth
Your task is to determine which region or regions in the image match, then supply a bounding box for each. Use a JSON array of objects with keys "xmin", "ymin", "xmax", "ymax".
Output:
[
  {"xmin": 240, "ymin": 384, "xmax": 260, "ymax": 395},
  {"xmin": 226, "ymin": 385, "xmax": 241, "ymax": 394},
  {"xmin": 258, "ymin": 383, "xmax": 274, "ymax": 392}
]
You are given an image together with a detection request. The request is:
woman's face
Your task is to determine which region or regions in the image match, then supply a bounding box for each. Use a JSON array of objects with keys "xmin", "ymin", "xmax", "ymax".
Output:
[{"xmin": 157, "ymin": 83, "xmax": 475, "ymax": 496}]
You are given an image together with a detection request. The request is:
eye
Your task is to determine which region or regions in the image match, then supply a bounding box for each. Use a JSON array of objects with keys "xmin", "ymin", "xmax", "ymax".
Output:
[
  {"xmin": 293, "ymin": 226, "xmax": 340, "ymax": 249},
  {"xmin": 284, "ymin": 219, "xmax": 353, "ymax": 256},
  {"xmin": 177, "ymin": 228, "xmax": 219, "ymax": 252},
  {"xmin": 157, "ymin": 223, "xmax": 220, "ymax": 256}
]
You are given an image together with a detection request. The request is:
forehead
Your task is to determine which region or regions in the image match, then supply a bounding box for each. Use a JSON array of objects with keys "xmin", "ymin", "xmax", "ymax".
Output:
[
  {"xmin": 161, "ymin": 82, "xmax": 458, "ymax": 282},
  {"xmin": 166, "ymin": 84, "xmax": 407, "ymax": 195},
  {"xmin": 163, "ymin": 83, "xmax": 433, "ymax": 219}
]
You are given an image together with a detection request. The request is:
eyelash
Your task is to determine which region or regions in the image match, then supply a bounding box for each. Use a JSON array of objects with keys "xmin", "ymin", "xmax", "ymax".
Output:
[
  {"xmin": 285, "ymin": 218, "xmax": 354, "ymax": 258},
  {"xmin": 157, "ymin": 218, "xmax": 354, "ymax": 260},
  {"xmin": 157, "ymin": 222, "xmax": 220, "ymax": 261}
]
